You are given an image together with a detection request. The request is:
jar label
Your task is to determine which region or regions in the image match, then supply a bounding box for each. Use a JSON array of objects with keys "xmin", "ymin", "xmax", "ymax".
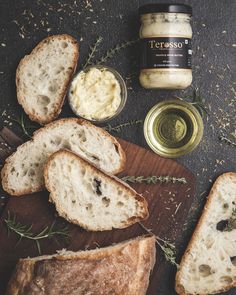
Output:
[{"xmin": 141, "ymin": 37, "xmax": 192, "ymax": 69}]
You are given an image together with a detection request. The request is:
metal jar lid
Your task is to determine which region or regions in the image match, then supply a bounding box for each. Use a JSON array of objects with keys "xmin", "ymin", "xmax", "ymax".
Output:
[
  {"xmin": 139, "ymin": 4, "xmax": 192, "ymax": 16},
  {"xmin": 144, "ymin": 99, "xmax": 203, "ymax": 158}
]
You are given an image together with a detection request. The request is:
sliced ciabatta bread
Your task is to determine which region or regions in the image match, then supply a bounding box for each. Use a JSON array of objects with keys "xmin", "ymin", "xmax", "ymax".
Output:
[
  {"xmin": 44, "ymin": 149, "xmax": 148, "ymax": 231},
  {"xmin": 1, "ymin": 118, "xmax": 125, "ymax": 196},
  {"xmin": 16, "ymin": 34, "xmax": 79, "ymax": 124},
  {"xmin": 175, "ymin": 172, "xmax": 236, "ymax": 295},
  {"xmin": 6, "ymin": 235, "xmax": 156, "ymax": 295}
]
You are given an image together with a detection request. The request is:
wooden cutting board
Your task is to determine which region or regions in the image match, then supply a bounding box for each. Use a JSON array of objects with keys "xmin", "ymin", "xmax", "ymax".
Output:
[{"xmin": 0, "ymin": 127, "xmax": 195, "ymax": 295}]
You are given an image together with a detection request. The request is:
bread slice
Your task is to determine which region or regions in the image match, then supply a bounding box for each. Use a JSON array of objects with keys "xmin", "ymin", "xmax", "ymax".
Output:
[
  {"xmin": 1, "ymin": 118, "xmax": 125, "ymax": 196},
  {"xmin": 175, "ymin": 172, "xmax": 236, "ymax": 295},
  {"xmin": 44, "ymin": 149, "xmax": 148, "ymax": 231},
  {"xmin": 5, "ymin": 235, "xmax": 156, "ymax": 295},
  {"xmin": 16, "ymin": 34, "xmax": 79, "ymax": 124}
]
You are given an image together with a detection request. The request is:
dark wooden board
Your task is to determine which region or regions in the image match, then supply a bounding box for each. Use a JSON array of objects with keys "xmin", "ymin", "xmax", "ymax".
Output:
[{"xmin": 0, "ymin": 129, "xmax": 195, "ymax": 295}]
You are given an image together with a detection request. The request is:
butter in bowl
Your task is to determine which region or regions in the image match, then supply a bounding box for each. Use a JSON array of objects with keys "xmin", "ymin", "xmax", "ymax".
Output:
[{"xmin": 68, "ymin": 65, "xmax": 127, "ymax": 122}]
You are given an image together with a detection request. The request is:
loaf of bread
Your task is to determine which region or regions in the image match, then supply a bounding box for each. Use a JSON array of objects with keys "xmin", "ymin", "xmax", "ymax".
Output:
[
  {"xmin": 175, "ymin": 172, "xmax": 236, "ymax": 295},
  {"xmin": 5, "ymin": 235, "xmax": 156, "ymax": 295},
  {"xmin": 1, "ymin": 118, "xmax": 125, "ymax": 196},
  {"xmin": 44, "ymin": 149, "xmax": 148, "ymax": 231},
  {"xmin": 16, "ymin": 34, "xmax": 79, "ymax": 125}
]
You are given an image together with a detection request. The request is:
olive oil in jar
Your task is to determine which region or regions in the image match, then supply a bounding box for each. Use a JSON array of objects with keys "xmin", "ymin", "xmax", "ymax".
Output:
[{"xmin": 144, "ymin": 100, "xmax": 203, "ymax": 158}]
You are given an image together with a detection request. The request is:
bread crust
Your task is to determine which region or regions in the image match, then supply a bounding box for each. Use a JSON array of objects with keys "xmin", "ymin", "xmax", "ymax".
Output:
[
  {"xmin": 175, "ymin": 172, "xmax": 236, "ymax": 295},
  {"xmin": 1, "ymin": 118, "xmax": 126, "ymax": 196},
  {"xmin": 16, "ymin": 34, "xmax": 79, "ymax": 125},
  {"xmin": 44, "ymin": 149, "xmax": 148, "ymax": 231},
  {"xmin": 5, "ymin": 235, "xmax": 156, "ymax": 295}
]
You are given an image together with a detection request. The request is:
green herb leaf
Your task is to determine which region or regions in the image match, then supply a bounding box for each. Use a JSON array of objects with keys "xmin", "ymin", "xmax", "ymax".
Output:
[
  {"xmin": 96, "ymin": 39, "xmax": 138, "ymax": 65},
  {"xmin": 138, "ymin": 222, "xmax": 179, "ymax": 268},
  {"xmin": 83, "ymin": 36, "xmax": 103, "ymax": 69},
  {"xmin": 103, "ymin": 119, "xmax": 143, "ymax": 133},
  {"xmin": 5, "ymin": 212, "xmax": 70, "ymax": 254},
  {"xmin": 122, "ymin": 175, "xmax": 187, "ymax": 185},
  {"xmin": 176, "ymin": 89, "xmax": 209, "ymax": 117},
  {"xmin": 219, "ymin": 133, "xmax": 236, "ymax": 148}
]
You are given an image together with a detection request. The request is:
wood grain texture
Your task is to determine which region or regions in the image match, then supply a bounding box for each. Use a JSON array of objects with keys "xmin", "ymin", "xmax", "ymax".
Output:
[{"xmin": 0, "ymin": 133, "xmax": 195, "ymax": 295}]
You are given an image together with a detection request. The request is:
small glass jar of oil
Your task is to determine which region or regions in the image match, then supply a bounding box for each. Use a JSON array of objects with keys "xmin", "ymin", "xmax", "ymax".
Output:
[{"xmin": 144, "ymin": 100, "xmax": 203, "ymax": 158}]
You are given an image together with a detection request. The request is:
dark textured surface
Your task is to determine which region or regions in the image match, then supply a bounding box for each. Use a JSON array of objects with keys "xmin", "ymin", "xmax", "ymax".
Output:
[{"xmin": 0, "ymin": 0, "xmax": 235, "ymax": 294}]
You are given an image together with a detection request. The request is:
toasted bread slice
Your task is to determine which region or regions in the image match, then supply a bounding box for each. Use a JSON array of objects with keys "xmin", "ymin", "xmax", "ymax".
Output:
[
  {"xmin": 6, "ymin": 235, "xmax": 156, "ymax": 295},
  {"xmin": 175, "ymin": 172, "xmax": 236, "ymax": 295},
  {"xmin": 1, "ymin": 118, "xmax": 125, "ymax": 196},
  {"xmin": 44, "ymin": 149, "xmax": 148, "ymax": 231},
  {"xmin": 16, "ymin": 34, "xmax": 79, "ymax": 124}
]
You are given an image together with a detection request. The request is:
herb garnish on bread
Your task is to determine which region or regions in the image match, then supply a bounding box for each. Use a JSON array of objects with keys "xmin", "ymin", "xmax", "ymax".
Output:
[
  {"xmin": 44, "ymin": 149, "xmax": 148, "ymax": 231},
  {"xmin": 6, "ymin": 235, "xmax": 156, "ymax": 295},
  {"xmin": 16, "ymin": 34, "xmax": 79, "ymax": 124},
  {"xmin": 175, "ymin": 172, "xmax": 236, "ymax": 295},
  {"xmin": 1, "ymin": 118, "xmax": 125, "ymax": 196}
]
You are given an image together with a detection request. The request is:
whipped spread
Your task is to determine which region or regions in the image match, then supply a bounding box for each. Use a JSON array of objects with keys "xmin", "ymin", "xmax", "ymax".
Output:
[{"xmin": 69, "ymin": 67, "xmax": 121, "ymax": 120}]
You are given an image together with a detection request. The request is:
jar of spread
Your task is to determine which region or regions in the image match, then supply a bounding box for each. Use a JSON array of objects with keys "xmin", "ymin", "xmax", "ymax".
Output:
[{"xmin": 139, "ymin": 4, "xmax": 193, "ymax": 89}]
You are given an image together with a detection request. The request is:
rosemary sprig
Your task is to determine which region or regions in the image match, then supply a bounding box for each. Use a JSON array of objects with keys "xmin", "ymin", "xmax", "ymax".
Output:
[
  {"xmin": 219, "ymin": 133, "xmax": 236, "ymax": 147},
  {"xmin": 224, "ymin": 208, "xmax": 236, "ymax": 232},
  {"xmin": 11, "ymin": 114, "xmax": 37, "ymax": 138},
  {"xmin": 83, "ymin": 36, "xmax": 103, "ymax": 69},
  {"xmin": 139, "ymin": 222, "xmax": 179, "ymax": 268},
  {"xmin": 96, "ymin": 39, "xmax": 138, "ymax": 65},
  {"xmin": 176, "ymin": 89, "xmax": 209, "ymax": 117},
  {"xmin": 103, "ymin": 119, "xmax": 143, "ymax": 133},
  {"xmin": 5, "ymin": 212, "xmax": 70, "ymax": 254},
  {"xmin": 122, "ymin": 175, "xmax": 187, "ymax": 185}
]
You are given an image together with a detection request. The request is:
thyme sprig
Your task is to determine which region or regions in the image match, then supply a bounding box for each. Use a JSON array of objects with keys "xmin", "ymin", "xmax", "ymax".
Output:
[
  {"xmin": 219, "ymin": 133, "xmax": 236, "ymax": 147},
  {"xmin": 176, "ymin": 89, "xmax": 209, "ymax": 117},
  {"xmin": 11, "ymin": 114, "xmax": 38, "ymax": 138},
  {"xmin": 103, "ymin": 119, "xmax": 143, "ymax": 133},
  {"xmin": 83, "ymin": 36, "xmax": 103, "ymax": 69},
  {"xmin": 5, "ymin": 212, "xmax": 70, "ymax": 254},
  {"xmin": 96, "ymin": 39, "xmax": 138, "ymax": 65},
  {"xmin": 224, "ymin": 208, "xmax": 236, "ymax": 232},
  {"xmin": 139, "ymin": 222, "xmax": 179, "ymax": 268},
  {"xmin": 122, "ymin": 175, "xmax": 187, "ymax": 185}
]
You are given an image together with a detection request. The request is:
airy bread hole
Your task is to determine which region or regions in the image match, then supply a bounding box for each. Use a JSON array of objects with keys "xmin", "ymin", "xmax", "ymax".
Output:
[
  {"xmin": 48, "ymin": 84, "xmax": 57, "ymax": 93},
  {"xmin": 205, "ymin": 237, "xmax": 214, "ymax": 249},
  {"xmin": 27, "ymin": 72, "xmax": 32, "ymax": 77},
  {"xmin": 50, "ymin": 138, "xmax": 62, "ymax": 146},
  {"xmin": 22, "ymin": 170, "xmax": 28, "ymax": 177},
  {"xmin": 93, "ymin": 178, "xmax": 102, "ymax": 195},
  {"xmin": 62, "ymin": 42, "xmax": 68, "ymax": 48},
  {"xmin": 102, "ymin": 197, "xmax": 110, "ymax": 207},
  {"xmin": 78, "ymin": 130, "xmax": 86, "ymax": 142},
  {"xmin": 55, "ymin": 66, "xmax": 65, "ymax": 75},
  {"xmin": 117, "ymin": 201, "xmax": 124, "ymax": 207},
  {"xmin": 43, "ymin": 107, "xmax": 48, "ymax": 114},
  {"xmin": 220, "ymin": 276, "xmax": 233, "ymax": 284},
  {"xmin": 230, "ymin": 257, "xmax": 236, "ymax": 266},
  {"xmin": 85, "ymin": 203, "xmax": 92, "ymax": 211},
  {"xmin": 10, "ymin": 167, "xmax": 16, "ymax": 173},
  {"xmin": 50, "ymin": 162, "xmax": 56, "ymax": 169},
  {"xmin": 216, "ymin": 220, "xmax": 229, "ymax": 231},
  {"xmin": 114, "ymin": 144, "xmax": 119, "ymax": 154},
  {"xmin": 37, "ymin": 95, "xmax": 50, "ymax": 106},
  {"xmin": 199, "ymin": 264, "xmax": 212, "ymax": 277},
  {"xmin": 118, "ymin": 190, "xmax": 123, "ymax": 196},
  {"xmin": 28, "ymin": 168, "xmax": 35, "ymax": 176}
]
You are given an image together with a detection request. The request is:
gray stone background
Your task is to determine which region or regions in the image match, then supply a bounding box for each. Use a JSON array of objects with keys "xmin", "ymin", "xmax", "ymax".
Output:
[{"xmin": 0, "ymin": 0, "xmax": 235, "ymax": 294}]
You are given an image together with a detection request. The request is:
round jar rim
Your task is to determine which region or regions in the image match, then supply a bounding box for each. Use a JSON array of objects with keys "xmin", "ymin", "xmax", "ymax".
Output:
[
  {"xmin": 139, "ymin": 3, "xmax": 192, "ymax": 16},
  {"xmin": 143, "ymin": 99, "xmax": 203, "ymax": 158}
]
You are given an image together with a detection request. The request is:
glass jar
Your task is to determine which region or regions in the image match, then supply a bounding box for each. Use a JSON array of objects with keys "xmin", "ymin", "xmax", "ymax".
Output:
[
  {"xmin": 139, "ymin": 4, "xmax": 193, "ymax": 89},
  {"xmin": 144, "ymin": 100, "xmax": 203, "ymax": 158}
]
